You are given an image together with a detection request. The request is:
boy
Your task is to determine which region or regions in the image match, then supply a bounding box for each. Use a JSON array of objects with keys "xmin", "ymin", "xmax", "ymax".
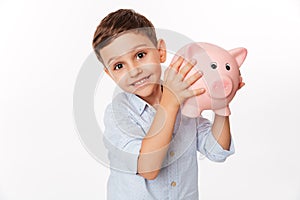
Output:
[{"xmin": 93, "ymin": 9, "xmax": 235, "ymax": 200}]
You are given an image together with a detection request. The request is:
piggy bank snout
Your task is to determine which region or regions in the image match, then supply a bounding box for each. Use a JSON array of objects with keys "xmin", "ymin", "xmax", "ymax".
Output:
[{"xmin": 209, "ymin": 77, "xmax": 233, "ymax": 99}]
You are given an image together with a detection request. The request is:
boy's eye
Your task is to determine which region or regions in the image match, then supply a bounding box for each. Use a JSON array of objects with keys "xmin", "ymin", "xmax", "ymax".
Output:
[
  {"xmin": 114, "ymin": 63, "xmax": 123, "ymax": 70},
  {"xmin": 136, "ymin": 52, "xmax": 146, "ymax": 59}
]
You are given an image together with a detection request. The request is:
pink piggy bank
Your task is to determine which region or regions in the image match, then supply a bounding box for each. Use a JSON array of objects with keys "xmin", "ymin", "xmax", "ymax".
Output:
[{"xmin": 173, "ymin": 42, "xmax": 247, "ymax": 117}]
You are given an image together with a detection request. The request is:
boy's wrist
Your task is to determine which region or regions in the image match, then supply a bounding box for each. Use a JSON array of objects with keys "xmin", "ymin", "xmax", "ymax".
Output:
[{"xmin": 160, "ymin": 94, "xmax": 180, "ymax": 113}]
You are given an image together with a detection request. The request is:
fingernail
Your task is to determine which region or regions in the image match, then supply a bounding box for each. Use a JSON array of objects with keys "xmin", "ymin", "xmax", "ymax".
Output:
[{"xmin": 190, "ymin": 59, "xmax": 197, "ymax": 64}]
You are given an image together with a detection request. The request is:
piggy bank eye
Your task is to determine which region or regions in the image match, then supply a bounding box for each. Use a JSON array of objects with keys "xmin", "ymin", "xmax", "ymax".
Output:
[
  {"xmin": 211, "ymin": 62, "xmax": 217, "ymax": 69},
  {"xmin": 226, "ymin": 63, "xmax": 231, "ymax": 71}
]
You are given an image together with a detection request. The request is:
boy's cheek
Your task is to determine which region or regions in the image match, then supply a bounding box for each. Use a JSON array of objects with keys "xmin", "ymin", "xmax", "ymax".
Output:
[{"xmin": 113, "ymin": 74, "xmax": 128, "ymax": 86}]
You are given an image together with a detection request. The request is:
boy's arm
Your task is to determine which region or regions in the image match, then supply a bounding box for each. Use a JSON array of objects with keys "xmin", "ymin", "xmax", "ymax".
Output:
[
  {"xmin": 211, "ymin": 115, "xmax": 231, "ymax": 150},
  {"xmin": 137, "ymin": 97, "xmax": 179, "ymax": 180},
  {"xmin": 137, "ymin": 57, "xmax": 204, "ymax": 180},
  {"xmin": 210, "ymin": 82, "xmax": 245, "ymax": 150}
]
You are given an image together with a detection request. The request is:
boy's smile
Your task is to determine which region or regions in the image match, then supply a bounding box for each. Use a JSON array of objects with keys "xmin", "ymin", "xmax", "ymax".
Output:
[{"xmin": 100, "ymin": 32, "xmax": 166, "ymax": 105}]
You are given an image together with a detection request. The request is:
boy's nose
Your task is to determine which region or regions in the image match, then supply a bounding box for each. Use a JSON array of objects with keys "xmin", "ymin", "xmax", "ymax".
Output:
[{"xmin": 128, "ymin": 66, "xmax": 142, "ymax": 77}]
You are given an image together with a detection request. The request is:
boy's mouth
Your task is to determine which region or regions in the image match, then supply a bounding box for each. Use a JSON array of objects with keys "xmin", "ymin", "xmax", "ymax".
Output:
[{"xmin": 131, "ymin": 75, "xmax": 151, "ymax": 86}]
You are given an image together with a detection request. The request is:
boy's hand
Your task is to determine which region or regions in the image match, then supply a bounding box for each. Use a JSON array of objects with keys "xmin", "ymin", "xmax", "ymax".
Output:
[
  {"xmin": 161, "ymin": 56, "xmax": 205, "ymax": 109},
  {"xmin": 238, "ymin": 76, "xmax": 245, "ymax": 90}
]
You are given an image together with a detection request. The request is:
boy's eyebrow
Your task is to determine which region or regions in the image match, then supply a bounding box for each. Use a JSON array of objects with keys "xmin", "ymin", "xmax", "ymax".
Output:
[{"xmin": 107, "ymin": 44, "xmax": 149, "ymax": 65}]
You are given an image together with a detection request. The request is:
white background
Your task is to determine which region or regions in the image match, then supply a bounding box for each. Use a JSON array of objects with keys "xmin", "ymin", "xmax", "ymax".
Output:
[{"xmin": 1, "ymin": 0, "xmax": 300, "ymax": 199}]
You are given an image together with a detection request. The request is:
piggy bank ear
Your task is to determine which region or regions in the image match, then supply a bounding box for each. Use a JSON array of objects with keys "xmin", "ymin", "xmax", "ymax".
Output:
[
  {"xmin": 171, "ymin": 43, "xmax": 203, "ymax": 65},
  {"xmin": 229, "ymin": 47, "xmax": 247, "ymax": 67},
  {"xmin": 185, "ymin": 43, "xmax": 205, "ymax": 61}
]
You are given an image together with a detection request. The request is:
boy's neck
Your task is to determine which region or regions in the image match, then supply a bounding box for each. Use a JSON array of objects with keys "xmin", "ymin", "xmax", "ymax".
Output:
[{"xmin": 138, "ymin": 84, "xmax": 163, "ymax": 107}]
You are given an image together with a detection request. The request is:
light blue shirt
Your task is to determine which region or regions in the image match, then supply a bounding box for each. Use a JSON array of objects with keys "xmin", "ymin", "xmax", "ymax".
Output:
[{"xmin": 103, "ymin": 92, "xmax": 235, "ymax": 200}]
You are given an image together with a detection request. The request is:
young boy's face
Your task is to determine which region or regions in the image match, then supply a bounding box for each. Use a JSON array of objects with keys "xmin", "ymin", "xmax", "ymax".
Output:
[{"xmin": 100, "ymin": 32, "xmax": 166, "ymax": 101}]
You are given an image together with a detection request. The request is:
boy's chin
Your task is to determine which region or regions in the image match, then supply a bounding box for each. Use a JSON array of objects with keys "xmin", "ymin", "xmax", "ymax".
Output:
[{"xmin": 130, "ymin": 84, "xmax": 159, "ymax": 97}]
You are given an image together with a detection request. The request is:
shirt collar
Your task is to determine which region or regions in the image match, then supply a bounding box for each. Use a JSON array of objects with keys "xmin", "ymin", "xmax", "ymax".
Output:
[
  {"xmin": 124, "ymin": 82, "xmax": 163, "ymax": 116},
  {"xmin": 124, "ymin": 92, "xmax": 149, "ymax": 116}
]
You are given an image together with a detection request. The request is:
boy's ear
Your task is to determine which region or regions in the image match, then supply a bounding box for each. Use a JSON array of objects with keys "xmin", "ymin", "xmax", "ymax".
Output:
[
  {"xmin": 104, "ymin": 67, "xmax": 112, "ymax": 77},
  {"xmin": 157, "ymin": 39, "xmax": 166, "ymax": 63}
]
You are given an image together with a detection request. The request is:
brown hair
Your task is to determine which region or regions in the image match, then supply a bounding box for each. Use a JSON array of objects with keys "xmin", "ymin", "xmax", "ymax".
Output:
[{"xmin": 92, "ymin": 9, "xmax": 158, "ymax": 63}]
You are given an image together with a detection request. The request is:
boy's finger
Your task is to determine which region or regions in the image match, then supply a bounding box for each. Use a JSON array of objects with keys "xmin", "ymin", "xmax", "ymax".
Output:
[
  {"xmin": 179, "ymin": 59, "xmax": 196, "ymax": 80},
  {"xmin": 164, "ymin": 66, "xmax": 177, "ymax": 80},
  {"xmin": 238, "ymin": 82, "xmax": 245, "ymax": 89},
  {"xmin": 184, "ymin": 70, "xmax": 203, "ymax": 86},
  {"xmin": 193, "ymin": 88, "xmax": 206, "ymax": 96},
  {"xmin": 185, "ymin": 88, "xmax": 205, "ymax": 99},
  {"xmin": 169, "ymin": 56, "xmax": 184, "ymax": 72}
]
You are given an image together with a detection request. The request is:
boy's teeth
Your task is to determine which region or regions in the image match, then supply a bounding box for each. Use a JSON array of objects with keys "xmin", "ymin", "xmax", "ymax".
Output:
[{"xmin": 134, "ymin": 77, "xmax": 148, "ymax": 86}]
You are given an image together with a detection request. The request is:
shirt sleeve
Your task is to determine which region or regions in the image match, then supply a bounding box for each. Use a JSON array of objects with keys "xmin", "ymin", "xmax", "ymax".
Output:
[
  {"xmin": 196, "ymin": 117, "xmax": 235, "ymax": 162},
  {"xmin": 103, "ymin": 104, "xmax": 143, "ymax": 174}
]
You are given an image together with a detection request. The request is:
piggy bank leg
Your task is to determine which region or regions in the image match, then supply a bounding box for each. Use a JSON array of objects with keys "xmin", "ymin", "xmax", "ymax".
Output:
[{"xmin": 213, "ymin": 106, "xmax": 231, "ymax": 116}]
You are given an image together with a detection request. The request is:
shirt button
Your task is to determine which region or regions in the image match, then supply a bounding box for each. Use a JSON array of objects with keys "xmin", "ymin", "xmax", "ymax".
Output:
[
  {"xmin": 171, "ymin": 181, "xmax": 177, "ymax": 187},
  {"xmin": 170, "ymin": 151, "xmax": 175, "ymax": 157}
]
